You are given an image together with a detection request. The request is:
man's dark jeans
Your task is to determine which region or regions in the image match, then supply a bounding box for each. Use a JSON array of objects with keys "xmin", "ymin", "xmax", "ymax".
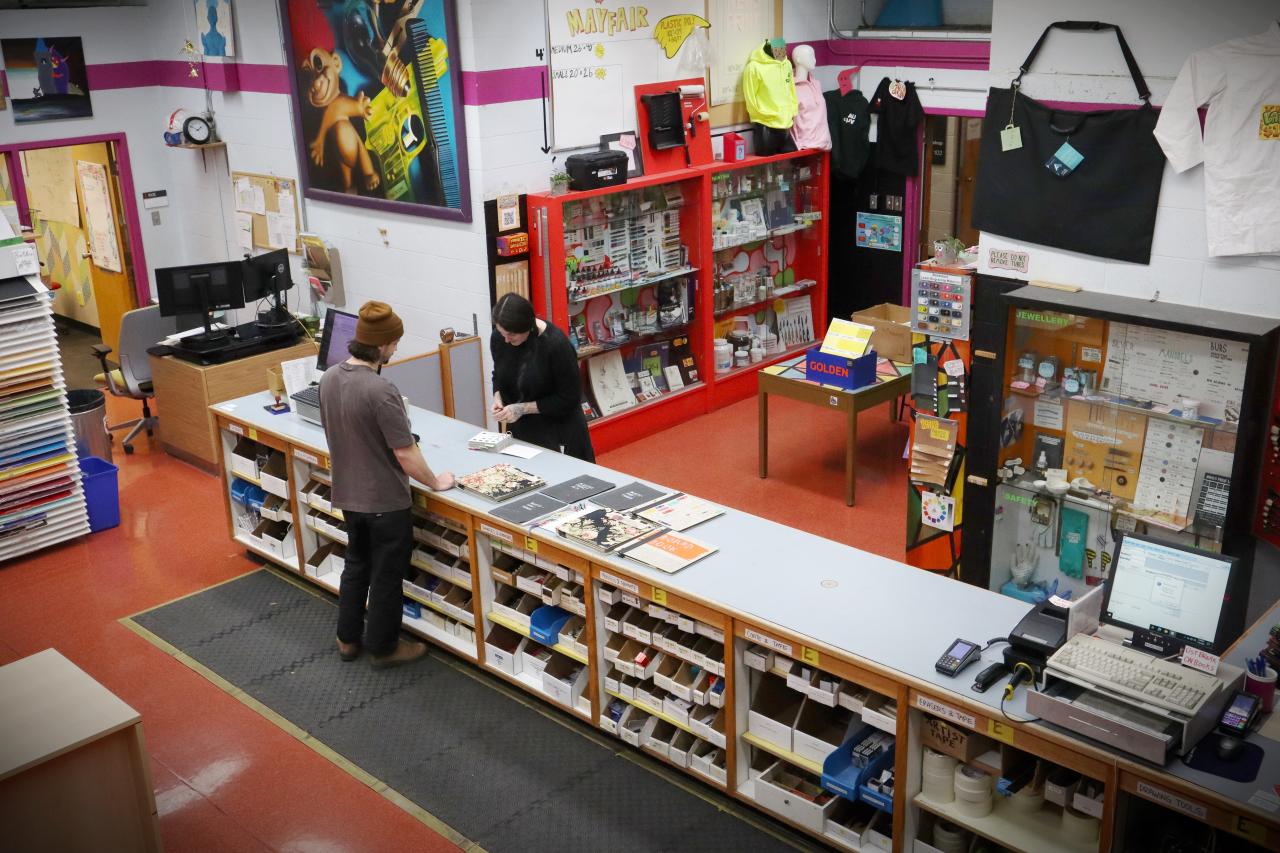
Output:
[{"xmin": 336, "ymin": 507, "xmax": 413, "ymax": 657}]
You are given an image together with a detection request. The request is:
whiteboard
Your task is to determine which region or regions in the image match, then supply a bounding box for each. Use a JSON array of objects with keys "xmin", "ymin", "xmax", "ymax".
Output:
[{"xmin": 547, "ymin": 0, "xmax": 707, "ymax": 150}]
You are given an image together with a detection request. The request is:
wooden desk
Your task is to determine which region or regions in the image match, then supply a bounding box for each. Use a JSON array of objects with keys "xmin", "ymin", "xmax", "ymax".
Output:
[
  {"xmin": 151, "ymin": 340, "xmax": 316, "ymax": 471},
  {"xmin": 758, "ymin": 354, "xmax": 911, "ymax": 506},
  {"xmin": 0, "ymin": 649, "xmax": 161, "ymax": 852}
]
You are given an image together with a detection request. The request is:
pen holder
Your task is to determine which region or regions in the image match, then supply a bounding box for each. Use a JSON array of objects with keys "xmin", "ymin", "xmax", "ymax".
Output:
[{"xmin": 1245, "ymin": 665, "xmax": 1277, "ymax": 713}]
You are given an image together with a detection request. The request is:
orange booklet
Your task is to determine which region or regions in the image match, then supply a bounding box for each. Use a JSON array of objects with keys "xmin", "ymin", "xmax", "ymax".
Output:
[{"xmin": 624, "ymin": 530, "xmax": 717, "ymax": 574}]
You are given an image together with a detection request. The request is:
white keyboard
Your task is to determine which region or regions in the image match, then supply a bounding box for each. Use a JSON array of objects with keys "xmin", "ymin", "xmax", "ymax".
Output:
[{"xmin": 1048, "ymin": 633, "xmax": 1222, "ymax": 717}]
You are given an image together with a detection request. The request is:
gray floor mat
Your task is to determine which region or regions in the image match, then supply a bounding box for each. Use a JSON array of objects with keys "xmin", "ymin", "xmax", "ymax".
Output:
[{"xmin": 132, "ymin": 569, "xmax": 824, "ymax": 852}]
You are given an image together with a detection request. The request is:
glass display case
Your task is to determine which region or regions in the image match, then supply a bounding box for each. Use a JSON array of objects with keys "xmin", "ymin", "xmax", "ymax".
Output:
[{"xmin": 974, "ymin": 286, "xmax": 1278, "ymax": 639}]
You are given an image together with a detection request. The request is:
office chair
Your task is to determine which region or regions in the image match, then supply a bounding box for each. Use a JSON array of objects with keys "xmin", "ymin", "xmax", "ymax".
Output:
[{"xmin": 91, "ymin": 305, "xmax": 178, "ymax": 454}]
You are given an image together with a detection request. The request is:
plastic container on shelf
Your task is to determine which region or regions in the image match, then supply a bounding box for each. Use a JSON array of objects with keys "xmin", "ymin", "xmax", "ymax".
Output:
[
  {"xmin": 713, "ymin": 339, "xmax": 732, "ymax": 374},
  {"xmin": 79, "ymin": 455, "xmax": 120, "ymax": 533}
]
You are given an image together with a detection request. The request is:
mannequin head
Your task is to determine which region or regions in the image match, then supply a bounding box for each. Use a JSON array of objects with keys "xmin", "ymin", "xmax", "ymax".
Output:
[{"xmin": 791, "ymin": 44, "xmax": 816, "ymax": 81}]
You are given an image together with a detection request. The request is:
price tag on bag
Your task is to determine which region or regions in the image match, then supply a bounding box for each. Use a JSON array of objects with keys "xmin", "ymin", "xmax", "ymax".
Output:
[{"xmin": 1001, "ymin": 123, "xmax": 1023, "ymax": 151}]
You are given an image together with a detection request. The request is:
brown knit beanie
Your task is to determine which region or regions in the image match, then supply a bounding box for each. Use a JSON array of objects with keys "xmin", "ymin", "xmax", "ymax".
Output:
[{"xmin": 354, "ymin": 301, "xmax": 404, "ymax": 346}]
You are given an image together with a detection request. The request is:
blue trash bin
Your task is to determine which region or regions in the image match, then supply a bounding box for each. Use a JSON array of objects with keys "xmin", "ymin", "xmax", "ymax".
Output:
[{"xmin": 79, "ymin": 455, "xmax": 120, "ymax": 532}]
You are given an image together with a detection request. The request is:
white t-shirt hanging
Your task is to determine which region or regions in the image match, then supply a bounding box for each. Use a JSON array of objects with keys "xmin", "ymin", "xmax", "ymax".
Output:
[{"xmin": 1153, "ymin": 21, "xmax": 1280, "ymax": 256}]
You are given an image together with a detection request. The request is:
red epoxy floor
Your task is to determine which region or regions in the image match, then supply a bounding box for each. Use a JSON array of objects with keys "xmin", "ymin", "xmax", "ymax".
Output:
[{"xmin": 0, "ymin": 391, "xmax": 905, "ymax": 852}]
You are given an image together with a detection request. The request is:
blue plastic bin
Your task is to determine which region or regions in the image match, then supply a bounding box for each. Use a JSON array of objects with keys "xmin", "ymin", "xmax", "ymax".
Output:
[{"xmin": 79, "ymin": 455, "xmax": 120, "ymax": 532}]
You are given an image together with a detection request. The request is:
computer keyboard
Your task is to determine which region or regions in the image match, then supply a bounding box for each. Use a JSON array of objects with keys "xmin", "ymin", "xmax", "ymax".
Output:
[
  {"xmin": 1047, "ymin": 633, "xmax": 1221, "ymax": 717},
  {"xmin": 291, "ymin": 385, "xmax": 320, "ymax": 409}
]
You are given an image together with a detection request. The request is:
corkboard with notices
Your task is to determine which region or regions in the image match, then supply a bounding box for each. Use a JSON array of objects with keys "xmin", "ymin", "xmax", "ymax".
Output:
[{"xmin": 231, "ymin": 171, "xmax": 302, "ymax": 254}]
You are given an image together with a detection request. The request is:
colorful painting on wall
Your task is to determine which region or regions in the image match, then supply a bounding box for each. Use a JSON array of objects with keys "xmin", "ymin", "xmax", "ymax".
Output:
[
  {"xmin": 194, "ymin": 0, "xmax": 237, "ymax": 58},
  {"xmin": 0, "ymin": 37, "xmax": 94, "ymax": 123},
  {"xmin": 279, "ymin": 0, "xmax": 471, "ymax": 222}
]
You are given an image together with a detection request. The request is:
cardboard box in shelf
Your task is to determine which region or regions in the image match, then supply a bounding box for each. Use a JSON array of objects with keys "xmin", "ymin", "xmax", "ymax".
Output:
[
  {"xmin": 744, "ymin": 644, "xmax": 778, "ymax": 673},
  {"xmin": 485, "ymin": 624, "xmax": 526, "ymax": 676},
  {"xmin": 749, "ymin": 673, "xmax": 803, "ymax": 752},
  {"xmin": 514, "ymin": 563, "xmax": 551, "ymax": 597},
  {"xmin": 851, "ymin": 303, "xmax": 913, "ymax": 365},
  {"xmin": 254, "ymin": 518, "xmax": 295, "ymax": 560},
  {"xmin": 621, "ymin": 609, "xmax": 659, "ymax": 645},
  {"xmin": 597, "ymin": 584, "xmax": 623, "ymax": 606},
  {"xmin": 559, "ymin": 584, "xmax": 586, "ymax": 616},
  {"xmin": 490, "ymin": 551, "xmax": 520, "ymax": 587},
  {"xmin": 690, "ymin": 705, "xmax": 726, "ymax": 749},
  {"xmin": 689, "ymin": 740, "xmax": 727, "ymax": 786},
  {"xmin": 662, "ymin": 693, "xmax": 695, "ymax": 727},
  {"xmin": 692, "ymin": 636, "xmax": 726, "ymax": 676},
  {"xmin": 644, "ymin": 720, "xmax": 679, "ymax": 760},
  {"xmin": 305, "ymin": 542, "xmax": 334, "ymax": 578},
  {"xmin": 754, "ymin": 761, "xmax": 838, "ymax": 833},
  {"xmin": 307, "ymin": 481, "xmax": 334, "ymax": 514},
  {"xmin": 794, "ymin": 701, "xmax": 857, "ymax": 767},
  {"xmin": 1072, "ymin": 779, "xmax": 1105, "ymax": 819},
  {"xmin": 619, "ymin": 706, "xmax": 657, "ymax": 748},
  {"xmin": 520, "ymin": 641, "xmax": 555, "ymax": 676},
  {"xmin": 616, "ymin": 639, "xmax": 661, "ymax": 680},
  {"xmin": 694, "ymin": 621, "xmax": 725, "ymax": 644},
  {"xmin": 618, "ymin": 674, "xmax": 641, "ymax": 700},
  {"xmin": 668, "ymin": 729, "xmax": 696, "ymax": 769},
  {"xmin": 230, "ymin": 437, "xmax": 260, "ymax": 481},
  {"xmin": 327, "ymin": 543, "xmax": 346, "ymax": 575},
  {"xmin": 541, "ymin": 654, "xmax": 587, "ymax": 708},
  {"xmin": 557, "ymin": 615, "xmax": 587, "ymax": 657},
  {"xmin": 785, "ymin": 661, "xmax": 843, "ymax": 707},
  {"xmin": 603, "ymin": 631, "xmax": 627, "ymax": 664},
  {"xmin": 861, "ymin": 693, "xmax": 897, "ymax": 734},
  {"xmin": 603, "ymin": 602, "xmax": 632, "ymax": 634},
  {"xmin": 837, "ymin": 683, "xmax": 870, "ymax": 713},
  {"xmin": 260, "ymin": 493, "xmax": 289, "ymax": 523},
  {"xmin": 861, "ymin": 810, "xmax": 892, "ymax": 852},
  {"xmin": 539, "ymin": 576, "xmax": 564, "ymax": 606},
  {"xmin": 921, "ymin": 714, "xmax": 991, "ymax": 763},
  {"xmin": 442, "ymin": 585, "xmax": 473, "ymax": 623},
  {"xmin": 491, "ymin": 587, "xmax": 538, "ymax": 628},
  {"xmin": 824, "ymin": 799, "xmax": 876, "ymax": 851},
  {"xmin": 600, "ymin": 696, "xmax": 628, "ymax": 735},
  {"xmin": 259, "ymin": 452, "xmax": 289, "ymax": 499},
  {"xmin": 635, "ymin": 681, "xmax": 665, "ymax": 712},
  {"xmin": 604, "ymin": 666, "xmax": 623, "ymax": 695},
  {"xmin": 435, "ymin": 528, "xmax": 468, "ymax": 558}
]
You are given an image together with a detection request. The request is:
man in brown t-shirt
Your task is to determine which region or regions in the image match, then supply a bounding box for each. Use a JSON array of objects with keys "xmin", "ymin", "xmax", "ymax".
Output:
[{"xmin": 320, "ymin": 301, "xmax": 454, "ymax": 669}]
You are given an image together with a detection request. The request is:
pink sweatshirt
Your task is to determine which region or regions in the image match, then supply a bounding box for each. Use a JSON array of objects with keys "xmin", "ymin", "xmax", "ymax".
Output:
[{"xmin": 790, "ymin": 78, "xmax": 832, "ymax": 151}]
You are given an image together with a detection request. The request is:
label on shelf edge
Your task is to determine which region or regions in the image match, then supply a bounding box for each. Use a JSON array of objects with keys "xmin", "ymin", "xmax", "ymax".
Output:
[
  {"xmin": 524, "ymin": 536, "xmax": 538, "ymax": 553},
  {"xmin": 986, "ymin": 718, "xmax": 1016, "ymax": 745},
  {"xmin": 479, "ymin": 523, "xmax": 513, "ymax": 543},
  {"xmin": 248, "ymin": 428, "xmax": 258, "ymax": 440},
  {"xmin": 597, "ymin": 569, "xmax": 639, "ymax": 595},
  {"xmin": 801, "ymin": 646, "xmax": 821, "ymax": 666},
  {"xmin": 744, "ymin": 628, "xmax": 793, "ymax": 657},
  {"xmin": 228, "ymin": 423, "xmax": 244, "ymax": 436},
  {"xmin": 295, "ymin": 449, "xmax": 318, "ymax": 466},
  {"xmin": 1134, "ymin": 781, "xmax": 1208, "ymax": 821},
  {"xmin": 652, "ymin": 588, "xmax": 667, "ymax": 606},
  {"xmin": 915, "ymin": 694, "xmax": 977, "ymax": 730}
]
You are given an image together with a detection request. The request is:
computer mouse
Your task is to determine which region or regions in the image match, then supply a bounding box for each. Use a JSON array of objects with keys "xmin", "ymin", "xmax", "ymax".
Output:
[{"xmin": 1215, "ymin": 734, "xmax": 1245, "ymax": 761}]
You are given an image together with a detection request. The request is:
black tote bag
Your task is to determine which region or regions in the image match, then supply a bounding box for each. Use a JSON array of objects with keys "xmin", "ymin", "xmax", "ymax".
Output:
[{"xmin": 971, "ymin": 21, "xmax": 1166, "ymax": 264}]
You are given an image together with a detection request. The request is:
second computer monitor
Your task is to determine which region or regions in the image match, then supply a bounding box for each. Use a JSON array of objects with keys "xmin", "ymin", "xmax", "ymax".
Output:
[
  {"xmin": 1101, "ymin": 533, "xmax": 1240, "ymax": 656},
  {"xmin": 241, "ymin": 248, "xmax": 292, "ymax": 302},
  {"xmin": 316, "ymin": 308, "xmax": 359, "ymax": 372},
  {"xmin": 155, "ymin": 261, "xmax": 245, "ymax": 316}
]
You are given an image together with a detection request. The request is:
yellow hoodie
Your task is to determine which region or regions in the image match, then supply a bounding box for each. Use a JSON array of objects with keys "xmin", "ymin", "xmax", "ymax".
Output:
[{"xmin": 742, "ymin": 43, "xmax": 798, "ymax": 129}]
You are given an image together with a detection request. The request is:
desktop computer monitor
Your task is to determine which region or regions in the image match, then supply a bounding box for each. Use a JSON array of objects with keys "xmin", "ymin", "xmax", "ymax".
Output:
[
  {"xmin": 316, "ymin": 308, "xmax": 359, "ymax": 372},
  {"xmin": 155, "ymin": 261, "xmax": 245, "ymax": 349},
  {"xmin": 1101, "ymin": 533, "xmax": 1240, "ymax": 656},
  {"xmin": 241, "ymin": 249, "xmax": 293, "ymax": 326}
]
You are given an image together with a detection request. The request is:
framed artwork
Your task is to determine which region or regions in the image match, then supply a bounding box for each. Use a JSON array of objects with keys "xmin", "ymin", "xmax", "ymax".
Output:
[
  {"xmin": 279, "ymin": 0, "xmax": 471, "ymax": 222},
  {"xmin": 0, "ymin": 37, "xmax": 93, "ymax": 123},
  {"xmin": 599, "ymin": 132, "xmax": 644, "ymax": 179},
  {"xmin": 194, "ymin": 0, "xmax": 236, "ymax": 58}
]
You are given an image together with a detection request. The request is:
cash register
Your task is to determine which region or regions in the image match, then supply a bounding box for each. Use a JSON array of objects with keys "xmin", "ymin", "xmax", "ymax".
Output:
[{"xmin": 1029, "ymin": 533, "xmax": 1245, "ymax": 763}]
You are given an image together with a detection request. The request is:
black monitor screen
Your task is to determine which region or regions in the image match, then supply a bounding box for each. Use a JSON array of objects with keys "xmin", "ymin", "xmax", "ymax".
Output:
[
  {"xmin": 1101, "ymin": 533, "xmax": 1239, "ymax": 654},
  {"xmin": 241, "ymin": 249, "xmax": 292, "ymax": 302},
  {"xmin": 156, "ymin": 262, "xmax": 245, "ymax": 316},
  {"xmin": 317, "ymin": 308, "xmax": 359, "ymax": 372}
]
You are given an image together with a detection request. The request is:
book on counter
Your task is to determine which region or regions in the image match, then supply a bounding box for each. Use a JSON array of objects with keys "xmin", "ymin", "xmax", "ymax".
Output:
[
  {"xmin": 541, "ymin": 475, "xmax": 614, "ymax": 503},
  {"xmin": 591, "ymin": 481, "xmax": 669, "ymax": 512},
  {"xmin": 624, "ymin": 530, "xmax": 717, "ymax": 574},
  {"xmin": 491, "ymin": 492, "xmax": 566, "ymax": 525},
  {"xmin": 468, "ymin": 430, "xmax": 512, "ymax": 452},
  {"xmin": 553, "ymin": 506, "xmax": 660, "ymax": 553},
  {"xmin": 455, "ymin": 463, "xmax": 545, "ymax": 502},
  {"xmin": 635, "ymin": 493, "xmax": 724, "ymax": 532}
]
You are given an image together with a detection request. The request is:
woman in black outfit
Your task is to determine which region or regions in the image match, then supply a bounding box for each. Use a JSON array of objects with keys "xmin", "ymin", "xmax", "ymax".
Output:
[{"xmin": 490, "ymin": 293, "xmax": 595, "ymax": 462}]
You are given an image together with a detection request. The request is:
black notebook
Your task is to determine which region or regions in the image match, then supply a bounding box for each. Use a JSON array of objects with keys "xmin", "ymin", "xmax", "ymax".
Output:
[
  {"xmin": 492, "ymin": 492, "xmax": 567, "ymax": 526},
  {"xmin": 540, "ymin": 475, "xmax": 615, "ymax": 503},
  {"xmin": 591, "ymin": 481, "xmax": 669, "ymax": 512}
]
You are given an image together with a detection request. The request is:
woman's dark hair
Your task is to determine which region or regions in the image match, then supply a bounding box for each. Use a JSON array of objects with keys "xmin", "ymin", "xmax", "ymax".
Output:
[
  {"xmin": 348, "ymin": 339, "xmax": 384, "ymax": 363},
  {"xmin": 492, "ymin": 292, "xmax": 536, "ymax": 335}
]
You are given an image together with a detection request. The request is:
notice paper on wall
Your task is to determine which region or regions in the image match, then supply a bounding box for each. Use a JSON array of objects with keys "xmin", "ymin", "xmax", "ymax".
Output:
[
  {"xmin": 1102, "ymin": 323, "xmax": 1248, "ymax": 422},
  {"xmin": 280, "ymin": 356, "xmax": 314, "ymax": 400},
  {"xmin": 75, "ymin": 160, "xmax": 122, "ymax": 273},
  {"xmin": 235, "ymin": 212, "xmax": 253, "ymax": 252}
]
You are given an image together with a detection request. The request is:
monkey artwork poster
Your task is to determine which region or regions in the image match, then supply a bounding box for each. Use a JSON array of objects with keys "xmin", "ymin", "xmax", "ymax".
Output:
[{"xmin": 281, "ymin": 0, "xmax": 471, "ymax": 222}]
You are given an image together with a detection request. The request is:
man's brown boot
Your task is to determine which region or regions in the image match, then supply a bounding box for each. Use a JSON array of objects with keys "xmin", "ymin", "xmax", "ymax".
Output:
[{"xmin": 371, "ymin": 638, "xmax": 427, "ymax": 670}]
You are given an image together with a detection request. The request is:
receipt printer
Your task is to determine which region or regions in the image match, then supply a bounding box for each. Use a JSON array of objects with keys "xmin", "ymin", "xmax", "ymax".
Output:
[{"xmin": 1005, "ymin": 600, "xmax": 1069, "ymax": 676}]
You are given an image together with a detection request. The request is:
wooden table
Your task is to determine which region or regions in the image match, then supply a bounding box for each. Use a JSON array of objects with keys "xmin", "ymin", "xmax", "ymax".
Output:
[
  {"xmin": 758, "ymin": 354, "xmax": 912, "ymax": 506},
  {"xmin": 150, "ymin": 340, "xmax": 317, "ymax": 471},
  {"xmin": 0, "ymin": 649, "xmax": 161, "ymax": 852}
]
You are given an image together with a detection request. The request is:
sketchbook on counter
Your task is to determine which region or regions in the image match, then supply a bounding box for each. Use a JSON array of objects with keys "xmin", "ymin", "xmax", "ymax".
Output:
[
  {"xmin": 634, "ymin": 493, "xmax": 724, "ymax": 531},
  {"xmin": 624, "ymin": 530, "xmax": 717, "ymax": 574},
  {"xmin": 553, "ymin": 506, "xmax": 660, "ymax": 553},
  {"xmin": 455, "ymin": 463, "xmax": 546, "ymax": 502}
]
